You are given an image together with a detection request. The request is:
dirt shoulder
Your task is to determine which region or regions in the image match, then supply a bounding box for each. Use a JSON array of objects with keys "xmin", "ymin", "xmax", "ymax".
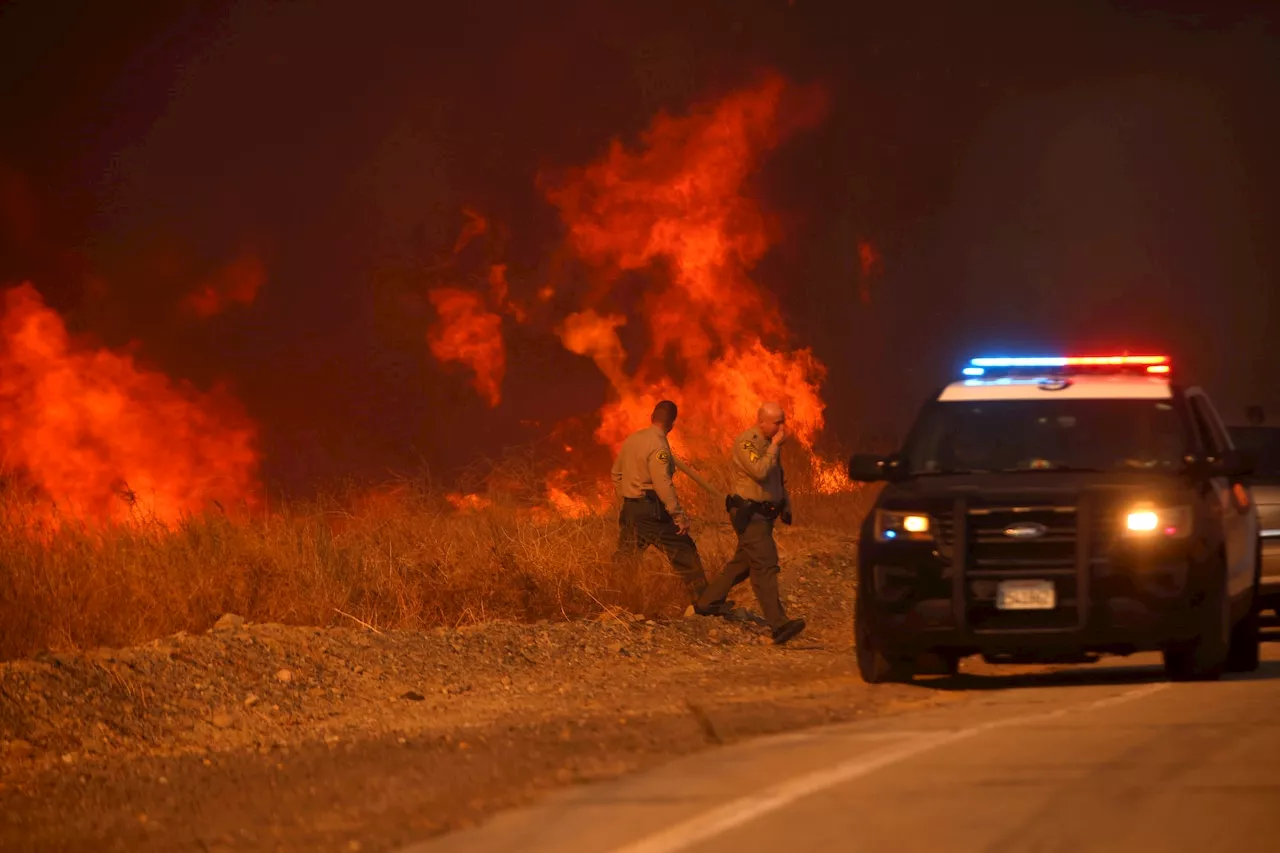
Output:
[{"xmin": 0, "ymin": 551, "xmax": 966, "ymax": 852}]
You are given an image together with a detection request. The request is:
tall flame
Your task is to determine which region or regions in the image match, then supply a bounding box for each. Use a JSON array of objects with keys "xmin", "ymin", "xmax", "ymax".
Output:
[
  {"xmin": 541, "ymin": 71, "xmax": 830, "ymax": 456},
  {"xmin": 0, "ymin": 283, "xmax": 260, "ymax": 523},
  {"xmin": 426, "ymin": 287, "xmax": 506, "ymax": 408}
]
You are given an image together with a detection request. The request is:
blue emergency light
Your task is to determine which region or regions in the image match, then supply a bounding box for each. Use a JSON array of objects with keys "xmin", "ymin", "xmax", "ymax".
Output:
[{"xmin": 962, "ymin": 354, "xmax": 1171, "ymax": 378}]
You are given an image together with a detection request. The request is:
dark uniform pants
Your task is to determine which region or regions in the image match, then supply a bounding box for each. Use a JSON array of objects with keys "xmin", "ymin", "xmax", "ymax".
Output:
[
  {"xmin": 698, "ymin": 513, "xmax": 787, "ymax": 628},
  {"xmin": 614, "ymin": 497, "xmax": 708, "ymax": 600}
]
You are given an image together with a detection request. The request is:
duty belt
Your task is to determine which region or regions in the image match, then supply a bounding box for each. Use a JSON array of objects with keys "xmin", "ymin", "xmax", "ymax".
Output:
[{"xmin": 724, "ymin": 494, "xmax": 789, "ymax": 534}]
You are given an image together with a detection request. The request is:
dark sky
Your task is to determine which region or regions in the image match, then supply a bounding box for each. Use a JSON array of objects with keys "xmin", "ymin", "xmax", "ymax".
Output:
[{"xmin": 2, "ymin": 0, "xmax": 1277, "ymax": 492}]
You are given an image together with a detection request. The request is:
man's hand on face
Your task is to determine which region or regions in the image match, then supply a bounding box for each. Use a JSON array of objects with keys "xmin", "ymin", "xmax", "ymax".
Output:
[{"xmin": 771, "ymin": 424, "xmax": 788, "ymax": 446}]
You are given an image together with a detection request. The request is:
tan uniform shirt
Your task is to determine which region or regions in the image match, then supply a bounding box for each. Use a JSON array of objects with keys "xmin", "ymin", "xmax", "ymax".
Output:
[
  {"xmin": 732, "ymin": 426, "xmax": 787, "ymax": 504},
  {"xmin": 611, "ymin": 425, "xmax": 684, "ymax": 517}
]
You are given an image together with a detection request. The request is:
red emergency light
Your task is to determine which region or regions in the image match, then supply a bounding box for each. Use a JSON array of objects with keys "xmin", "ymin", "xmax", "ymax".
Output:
[{"xmin": 965, "ymin": 354, "xmax": 1172, "ymax": 377}]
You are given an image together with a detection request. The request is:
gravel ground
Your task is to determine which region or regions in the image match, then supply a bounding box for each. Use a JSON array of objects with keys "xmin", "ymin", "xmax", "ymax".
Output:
[{"xmin": 0, "ymin": 550, "xmax": 972, "ymax": 852}]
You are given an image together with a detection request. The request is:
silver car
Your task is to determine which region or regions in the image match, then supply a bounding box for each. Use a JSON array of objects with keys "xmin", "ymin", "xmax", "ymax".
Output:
[{"xmin": 1230, "ymin": 421, "xmax": 1280, "ymax": 622}]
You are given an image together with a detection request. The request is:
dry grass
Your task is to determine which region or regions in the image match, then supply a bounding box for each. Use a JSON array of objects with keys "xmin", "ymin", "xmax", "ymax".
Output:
[{"xmin": 0, "ymin": 445, "xmax": 879, "ymax": 661}]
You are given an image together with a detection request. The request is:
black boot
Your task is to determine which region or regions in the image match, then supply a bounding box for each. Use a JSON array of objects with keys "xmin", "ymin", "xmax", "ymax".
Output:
[
  {"xmin": 694, "ymin": 599, "xmax": 736, "ymax": 617},
  {"xmin": 771, "ymin": 618, "xmax": 806, "ymax": 645}
]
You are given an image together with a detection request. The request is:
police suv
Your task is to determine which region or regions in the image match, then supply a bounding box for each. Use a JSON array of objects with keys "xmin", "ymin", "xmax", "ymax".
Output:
[{"xmin": 848, "ymin": 355, "xmax": 1262, "ymax": 683}]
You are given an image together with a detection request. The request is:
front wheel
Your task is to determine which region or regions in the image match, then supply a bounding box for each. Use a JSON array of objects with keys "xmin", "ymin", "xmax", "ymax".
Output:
[
  {"xmin": 1163, "ymin": 565, "xmax": 1230, "ymax": 682},
  {"xmin": 854, "ymin": 592, "xmax": 914, "ymax": 684},
  {"xmin": 1226, "ymin": 553, "xmax": 1262, "ymax": 674}
]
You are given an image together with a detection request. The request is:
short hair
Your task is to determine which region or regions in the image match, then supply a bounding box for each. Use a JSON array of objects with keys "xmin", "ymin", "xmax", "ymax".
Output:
[{"xmin": 652, "ymin": 400, "xmax": 678, "ymax": 422}]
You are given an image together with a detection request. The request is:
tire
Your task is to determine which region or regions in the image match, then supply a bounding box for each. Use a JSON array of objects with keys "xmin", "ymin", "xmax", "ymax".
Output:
[
  {"xmin": 854, "ymin": 590, "xmax": 914, "ymax": 684},
  {"xmin": 931, "ymin": 651, "xmax": 962, "ymax": 677},
  {"xmin": 1163, "ymin": 562, "xmax": 1230, "ymax": 682}
]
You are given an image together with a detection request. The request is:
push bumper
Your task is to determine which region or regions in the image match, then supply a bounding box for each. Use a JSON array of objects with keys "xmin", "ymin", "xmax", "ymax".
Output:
[
  {"xmin": 859, "ymin": 500, "xmax": 1213, "ymax": 660},
  {"xmin": 863, "ymin": 593, "xmax": 1201, "ymax": 659}
]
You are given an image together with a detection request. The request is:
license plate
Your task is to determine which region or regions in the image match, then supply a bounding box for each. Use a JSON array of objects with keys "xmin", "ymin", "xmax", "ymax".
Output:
[{"xmin": 996, "ymin": 579, "xmax": 1056, "ymax": 610}]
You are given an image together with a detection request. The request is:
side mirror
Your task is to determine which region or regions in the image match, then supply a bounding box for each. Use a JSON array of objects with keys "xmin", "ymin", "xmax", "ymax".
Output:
[
  {"xmin": 1185, "ymin": 450, "xmax": 1253, "ymax": 479},
  {"xmin": 1223, "ymin": 449, "xmax": 1255, "ymax": 478},
  {"xmin": 848, "ymin": 453, "xmax": 902, "ymax": 483}
]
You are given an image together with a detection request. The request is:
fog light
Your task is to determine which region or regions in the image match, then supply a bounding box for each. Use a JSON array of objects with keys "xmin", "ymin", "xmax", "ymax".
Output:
[
  {"xmin": 1126, "ymin": 511, "xmax": 1159, "ymax": 532},
  {"xmin": 1121, "ymin": 505, "xmax": 1191, "ymax": 539},
  {"xmin": 874, "ymin": 510, "xmax": 934, "ymax": 542}
]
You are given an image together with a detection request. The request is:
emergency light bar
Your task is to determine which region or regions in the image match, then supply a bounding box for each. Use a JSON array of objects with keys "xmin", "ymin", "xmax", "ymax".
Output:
[{"xmin": 963, "ymin": 355, "xmax": 1171, "ymax": 378}]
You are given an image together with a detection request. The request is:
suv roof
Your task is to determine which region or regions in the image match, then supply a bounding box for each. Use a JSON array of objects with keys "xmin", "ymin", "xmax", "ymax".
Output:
[
  {"xmin": 943, "ymin": 354, "xmax": 1175, "ymax": 401},
  {"xmin": 940, "ymin": 374, "xmax": 1172, "ymax": 402}
]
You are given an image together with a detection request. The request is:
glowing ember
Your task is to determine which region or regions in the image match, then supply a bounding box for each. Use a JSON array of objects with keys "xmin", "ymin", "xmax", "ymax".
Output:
[
  {"xmin": 541, "ymin": 71, "xmax": 830, "ymax": 458},
  {"xmin": 427, "ymin": 287, "xmax": 505, "ymax": 407},
  {"xmin": 857, "ymin": 241, "xmax": 881, "ymax": 305},
  {"xmin": 453, "ymin": 206, "xmax": 489, "ymax": 254},
  {"xmin": 0, "ymin": 283, "xmax": 260, "ymax": 523},
  {"xmin": 182, "ymin": 252, "xmax": 266, "ymax": 317},
  {"xmin": 446, "ymin": 492, "xmax": 492, "ymax": 511}
]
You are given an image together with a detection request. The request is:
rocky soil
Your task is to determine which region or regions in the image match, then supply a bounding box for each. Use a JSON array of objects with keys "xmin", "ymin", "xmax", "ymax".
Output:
[{"xmin": 0, "ymin": 550, "xmax": 975, "ymax": 852}]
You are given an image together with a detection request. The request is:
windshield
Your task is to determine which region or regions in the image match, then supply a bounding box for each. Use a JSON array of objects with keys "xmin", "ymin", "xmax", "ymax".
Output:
[
  {"xmin": 903, "ymin": 398, "xmax": 1189, "ymax": 475},
  {"xmin": 1228, "ymin": 426, "xmax": 1280, "ymax": 477}
]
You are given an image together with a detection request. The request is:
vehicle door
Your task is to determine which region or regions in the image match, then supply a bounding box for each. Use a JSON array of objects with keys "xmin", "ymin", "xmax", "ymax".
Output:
[{"xmin": 1186, "ymin": 389, "xmax": 1258, "ymax": 598}]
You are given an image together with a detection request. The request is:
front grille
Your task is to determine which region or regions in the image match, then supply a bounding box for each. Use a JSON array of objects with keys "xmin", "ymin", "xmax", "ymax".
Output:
[
  {"xmin": 962, "ymin": 502, "xmax": 1084, "ymax": 632},
  {"xmin": 967, "ymin": 506, "xmax": 1077, "ymax": 574}
]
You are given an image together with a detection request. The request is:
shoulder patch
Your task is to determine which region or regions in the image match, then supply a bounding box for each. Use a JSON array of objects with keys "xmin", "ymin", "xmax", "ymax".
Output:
[
  {"xmin": 741, "ymin": 440, "xmax": 760, "ymax": 463},
  {"xmin": 656, "ymin": 450, "xmax": 670, "ymax": 463}
]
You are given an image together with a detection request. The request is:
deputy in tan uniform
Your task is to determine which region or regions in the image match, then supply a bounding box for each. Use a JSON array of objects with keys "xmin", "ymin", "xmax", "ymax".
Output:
[
  {"xmin": 696, "ymin": 401, "xmax": 806, "ymax": 644},
  {"xmin": 611, "ymin": 400, "xmax": 716, "ymax": 608}
]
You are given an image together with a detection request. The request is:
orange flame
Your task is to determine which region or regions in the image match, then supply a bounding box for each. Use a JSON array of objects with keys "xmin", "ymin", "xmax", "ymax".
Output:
[
  {"xmin": 427, "ymin": 287, "xmax": 505, "ymax": 407},
  {"xmin": 446, "ymin": 492, "xmax": 492, "ymax": 511},
  {"xmin": 182, "ymin": 252, "xmax": 266, "ymax": 318},
  {"xmin": 545, "ymin": 468, "xmax": 607, "ymax": 518},
  {"xmin": 540, "ymin": 71, "xmax": 830, "ymax": 458},
  {"xmin": 452, "ymin": 206, "xmax": 489, "ymax": 255},
  {"xmin": 488, "ymin": 264, "xmax": 529, "ymax": 323},
  {"xmin": 812, "ymin": 456, "xmax": 857, "ymax": 495},
  {"xmin": 0, "ymin": 283, "xmax": 260, "ymax": 523}
]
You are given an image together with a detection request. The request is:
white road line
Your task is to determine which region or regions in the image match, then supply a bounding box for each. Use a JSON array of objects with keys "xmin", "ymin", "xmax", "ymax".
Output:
[{"xmin": 607, "ymin": 682, "xmax": 1169, "ymax": 853}]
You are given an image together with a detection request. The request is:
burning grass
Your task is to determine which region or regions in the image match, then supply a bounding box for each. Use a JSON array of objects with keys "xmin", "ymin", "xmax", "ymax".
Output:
[{"xmin": 0, "ymin": 447, "xmax": 877, "ymax": 662}]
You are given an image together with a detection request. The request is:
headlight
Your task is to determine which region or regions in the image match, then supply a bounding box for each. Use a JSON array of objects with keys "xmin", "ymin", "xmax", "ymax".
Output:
[
  {"xmin": 875, "ymin": 509, "xmax": 933, "ymax": 542},
  {"xmin": 1122, "ymin": 505, "xmax": 1191, "ymax": 539}
]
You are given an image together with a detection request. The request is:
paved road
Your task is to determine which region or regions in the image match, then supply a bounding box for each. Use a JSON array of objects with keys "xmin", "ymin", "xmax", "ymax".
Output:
[{"xmin": 402, "ymin": 646, "xmax": 1280, "ymax": 853}]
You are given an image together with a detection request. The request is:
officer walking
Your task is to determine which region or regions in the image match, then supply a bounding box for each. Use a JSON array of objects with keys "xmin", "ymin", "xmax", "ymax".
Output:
[
  {"xmin": 611, "ymin": 400, "xmax": 723, "ymax": 612},
  {"xmin": 696, "ymin": 402, "xmax": 806, "ymax": 644}
]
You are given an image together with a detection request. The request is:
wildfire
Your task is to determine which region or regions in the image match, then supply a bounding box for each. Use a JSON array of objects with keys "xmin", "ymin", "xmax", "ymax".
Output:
[
  {"xmin": 0, "ymin": 283, "xmax": 260, "ymax": 524},
  {"xmin": 544, "ymin": 468, "xmax": 607, "ymax": 518},
  {"xmin": 812, "ymin": 456, "xmax": 857, "ymax": 495},
  {"xmin": 426, "ymin": 288, "xmax": 505, "ymax": 407},
  {"xmin": 540, "ymin": 71, "xmax": 830, "ymax": 457},
  {"xmin": 452, "ymin": 206, "xmax": 489, "ymax": 254},
  {"xmin": 425, "ymin": 72, "xmax": 856, "ymax": 518},
  {"xmin": 488, "ymin": 264, "xmax": 528, "ymax": 323},
  {"xmin": 446, "ymin": 492, "xmax": 492, "ymax": 511},
  {"xmin": 181, "ymin": 251, "xmax": 266, "ymax": 317}
]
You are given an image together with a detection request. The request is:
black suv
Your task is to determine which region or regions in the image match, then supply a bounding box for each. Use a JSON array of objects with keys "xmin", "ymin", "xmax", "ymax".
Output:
[{"xmin": 848, "ymin": 356, "xmax": 1262, "ymax": 683}]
